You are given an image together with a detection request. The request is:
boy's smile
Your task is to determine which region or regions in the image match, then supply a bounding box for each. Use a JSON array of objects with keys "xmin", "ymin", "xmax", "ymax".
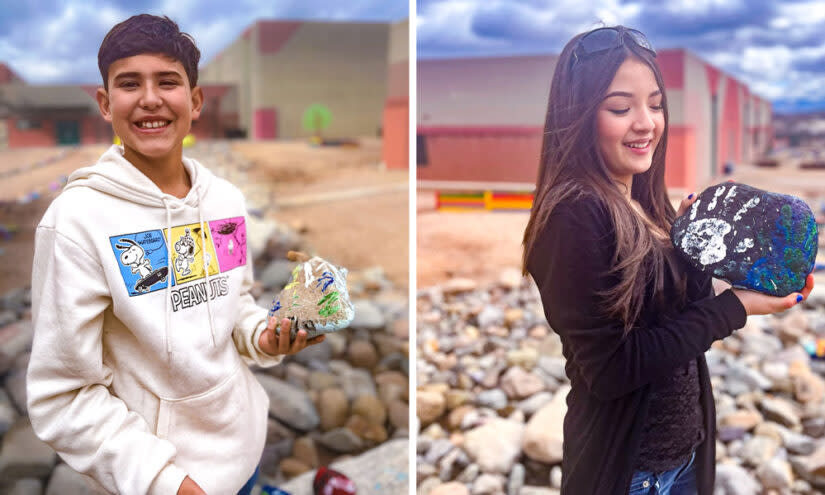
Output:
[{"xmin": 96, "ymin": 53, "xmax": 202, "ymax": 170}]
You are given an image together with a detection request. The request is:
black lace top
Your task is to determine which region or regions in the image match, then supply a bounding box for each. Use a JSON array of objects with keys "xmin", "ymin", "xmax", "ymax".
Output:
[{"xmin": 634, "ymin": 357, "xmax": 705, "ymax": 472}]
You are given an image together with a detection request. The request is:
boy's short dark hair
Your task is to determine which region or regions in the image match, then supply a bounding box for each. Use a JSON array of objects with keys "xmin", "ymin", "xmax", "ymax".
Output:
[{"xmin": 98, "ymin": 14, "xmax": 200, "ymax": 90}]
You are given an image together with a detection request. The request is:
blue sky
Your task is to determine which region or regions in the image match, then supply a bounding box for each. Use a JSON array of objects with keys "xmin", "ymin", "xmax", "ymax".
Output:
[
  {"xmin": 417, "ymin": 0, "xmax": 825, "ymax": 114},
  {"xmin": 0, "ymin": 0, "xmax": 407, "ymax": 85}
]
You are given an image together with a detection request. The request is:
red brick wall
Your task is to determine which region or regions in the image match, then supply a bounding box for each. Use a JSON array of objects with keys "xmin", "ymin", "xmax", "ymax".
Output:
[
  {"xmin": 6, "ymin": 117, "xmax": 55, "ymax": 147},
  {"xmin": 417, "ymin": 127, "xmax": 542, "ymax": 183},
  {"xmin": 81, "ymin": 116, "xmax": 112, "ymax": 145}
]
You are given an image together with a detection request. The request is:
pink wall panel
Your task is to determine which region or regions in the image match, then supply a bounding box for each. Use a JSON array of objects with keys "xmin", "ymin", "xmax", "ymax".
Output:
[
  {"xmin": 664, "ymin": 125, "xmax": 696, "ymax": 191},
  {"xmin": 657, "ymin": 50, "xmax": 684, "ymax": 90},
  {"xmin": 254, "ymin": 108, "xmax": 277, "ymax": 140},
  {"xmin": 383, "ymin": 98, "xmax": 408, "ymax": 169},
  {"xmin": 719, "ymin": 79, "xmax": 742, "ymax": 167},
  {"xmin": 257, "ymin": 21, "xmax": 302, "ymax": 54}
]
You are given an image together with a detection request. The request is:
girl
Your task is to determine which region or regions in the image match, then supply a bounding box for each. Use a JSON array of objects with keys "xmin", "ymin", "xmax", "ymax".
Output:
[{"xmin": 522, "ymin": 26, "xmax": 814, "ymax": 495}]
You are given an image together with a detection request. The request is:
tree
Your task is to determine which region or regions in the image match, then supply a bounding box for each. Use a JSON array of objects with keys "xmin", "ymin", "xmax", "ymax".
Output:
[{"xmin": 302, "ymin": 103, "xmax": 332, "ymax": 141}]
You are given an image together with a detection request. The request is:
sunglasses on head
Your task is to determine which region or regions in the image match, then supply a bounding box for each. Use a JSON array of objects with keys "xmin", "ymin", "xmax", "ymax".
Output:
[{"xmin": 571, "ymin": 27, "xmax": 656, "ymax": 68}]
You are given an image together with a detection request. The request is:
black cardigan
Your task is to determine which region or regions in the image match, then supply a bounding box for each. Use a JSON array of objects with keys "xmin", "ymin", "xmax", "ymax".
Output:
[{"xmin": 526, "ymin": 194, "xmax": 747, "ymax": 495}]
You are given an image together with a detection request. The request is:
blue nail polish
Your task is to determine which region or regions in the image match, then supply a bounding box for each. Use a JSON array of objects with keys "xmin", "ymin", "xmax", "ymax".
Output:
[
  {"xmin": 796, "ymin": 294, "xmax": 803, "ymax": 303},
  {"xmin": 688, "ymin": 193, "xmax": 694, "ymax": 199}
]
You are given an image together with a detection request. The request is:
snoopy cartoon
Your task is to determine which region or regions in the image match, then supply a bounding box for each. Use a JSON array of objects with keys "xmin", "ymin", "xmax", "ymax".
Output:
[
  {"xmin": 115, "ymin": 238, "xmax": 153, "ymax": 278},
  {"xmin": 174, "ymin": 228, "xmax": 196, "ymax": 276}
]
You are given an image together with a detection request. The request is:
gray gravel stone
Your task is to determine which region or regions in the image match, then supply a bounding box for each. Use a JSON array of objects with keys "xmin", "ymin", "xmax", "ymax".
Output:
[
  {"xmin": 255, "ymin": 374, "xmax": 320, "ymax": 431},
  {"xmin": 476, "ymin": 389, "xmax": 508, "ymax": 410},
  {"xmin": 6, "ymin": 478, "xmax": 43, "ymax": 495},
  {"xmin": 714, "ymin": 463, "xmax": 760, "ymax": 495},
  {"xmin": 45, "ymin": 463, "xmax": 96, "ymax": 494},
  {"xmin": 0, "ymin": 418, "xmax": 58, "ymax": 484},
  {"xmin": 507, "ymin": 463, "xmax": 525, "ymax": 495},
  {"xmin": 350, "ymin": 300, "xmax": 386, "ymax": 331},
  {"xmin": 258, "ymin": 259, "xmax": 295, "ymax": 290},
  {"xmin": 0, "ymin": 320, "xmax": 33, "ymax": 375},
  {"xmin": 0, "ymin": 387, "xmax": 19, "ymax": 436},
  {"xmin": 317, "ymin": 427, "xmax": 365, "ymax": 453},
  {"xmin": 341, "ymin": 368, "xmax": 378, "ymax": 400}
]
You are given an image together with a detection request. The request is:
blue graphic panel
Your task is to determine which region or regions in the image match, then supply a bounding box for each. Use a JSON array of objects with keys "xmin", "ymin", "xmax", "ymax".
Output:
[{"xmin": 109, "ymin": 229, "xmax": 173, "ymax": 296}]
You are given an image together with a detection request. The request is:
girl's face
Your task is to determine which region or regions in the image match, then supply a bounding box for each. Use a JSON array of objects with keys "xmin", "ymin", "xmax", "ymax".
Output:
[{"xmin": 596, "ymin": 57, "xmax": 665, "ymax": 191}]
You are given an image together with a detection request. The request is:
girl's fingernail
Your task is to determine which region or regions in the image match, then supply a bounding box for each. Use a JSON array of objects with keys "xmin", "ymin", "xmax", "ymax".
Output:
[
  {"xmin": 688, "ymin": 193, "xmax": 694, "ymax": 200},
  {"xmin": 796, "ymin": 294, "xmax": 803, "ymax": 303}
]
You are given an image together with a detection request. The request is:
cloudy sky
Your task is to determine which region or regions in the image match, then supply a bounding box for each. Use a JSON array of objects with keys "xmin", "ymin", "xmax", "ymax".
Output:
[
  {"xmin": 418, "ymin": 0, "xmax": 825, "ymax": 114},
  {"xmin": 0, "ymin": 0, "xmax": 407, "ymax": 85}
]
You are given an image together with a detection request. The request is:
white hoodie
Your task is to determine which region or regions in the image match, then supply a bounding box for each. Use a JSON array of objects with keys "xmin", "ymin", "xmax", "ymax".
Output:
[{"xmin": 27, "ymin": 145, "xmax": 282, "ymax": 494}]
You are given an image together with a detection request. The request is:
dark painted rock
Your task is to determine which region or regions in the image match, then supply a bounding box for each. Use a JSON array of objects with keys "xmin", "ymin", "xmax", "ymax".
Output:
[{"xmin": 671, "ymin": 182, "xmax": 818, "ymax": 296}]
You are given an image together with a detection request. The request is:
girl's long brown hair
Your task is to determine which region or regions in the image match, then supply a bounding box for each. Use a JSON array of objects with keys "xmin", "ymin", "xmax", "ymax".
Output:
[{"xmin": 522, "ymin": 27, "xmax": 686, "ymax": 332}]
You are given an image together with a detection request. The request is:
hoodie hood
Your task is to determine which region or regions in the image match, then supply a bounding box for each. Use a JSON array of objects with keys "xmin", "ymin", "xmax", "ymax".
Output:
[{"xmin": 64, "ymin": 144, "xmax": 212, "ymax": 208}]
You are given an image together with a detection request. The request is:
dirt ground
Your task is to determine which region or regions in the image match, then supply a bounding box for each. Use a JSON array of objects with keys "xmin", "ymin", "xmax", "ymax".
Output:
[
  {"xmin": 416, "ymin": 161, "xmax": 825, "ymax": 289},
  {"xmin": 0, "ymin": 138, "xmax": 408, "ymax": 295},
  {"xmin": 417, "ymin": 200, "xmax": 528, "ymax": 288}
]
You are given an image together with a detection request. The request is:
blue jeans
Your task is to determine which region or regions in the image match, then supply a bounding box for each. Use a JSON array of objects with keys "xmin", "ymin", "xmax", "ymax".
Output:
[
  {"xmin": 237, "ymin": 466, "xmax": 259, "ymax": 495},
  {"xmin": 628, "ymin": 451, "xmax": 697, "ymax": 495}
]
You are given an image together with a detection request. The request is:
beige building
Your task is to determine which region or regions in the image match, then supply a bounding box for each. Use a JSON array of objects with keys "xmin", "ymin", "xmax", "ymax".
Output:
[{"xmin": 200, "ymin": 20, "xmax": 393, "ymax": 140}]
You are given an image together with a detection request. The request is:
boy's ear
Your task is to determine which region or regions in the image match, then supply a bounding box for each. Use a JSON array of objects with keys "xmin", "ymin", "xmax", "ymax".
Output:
[
  {"xmin": 96, "ymin": 87, "xmax": 113, "ymax": 123},
  {"xmin": 190, "ymin": 86, "xmax": 204, "ymax": 121}
]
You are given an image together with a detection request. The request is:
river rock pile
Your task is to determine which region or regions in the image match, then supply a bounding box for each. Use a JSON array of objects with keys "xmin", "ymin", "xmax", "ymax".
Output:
[{"xmin": 416, "ymin": 269, "xmax": 825, "ymax": 495}]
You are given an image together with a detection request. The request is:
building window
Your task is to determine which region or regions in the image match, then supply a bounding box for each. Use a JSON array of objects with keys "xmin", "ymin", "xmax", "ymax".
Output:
[
  {"xmin": 417, "ymin": 134, "xmax": 428, "ymax": 167},
  {"xmin": 16, "ymin": 119, "xmax": 42, "ymax": 130}
]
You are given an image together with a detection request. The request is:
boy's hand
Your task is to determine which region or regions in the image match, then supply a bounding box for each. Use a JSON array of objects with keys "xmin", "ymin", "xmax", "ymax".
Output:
[
  {"xmin": 177, "ymin": 476, "xmax": 206, "ymax": 495},
  {"xmin": 258, "ymin": 317, "xmax": 326, "ymax": 356}
]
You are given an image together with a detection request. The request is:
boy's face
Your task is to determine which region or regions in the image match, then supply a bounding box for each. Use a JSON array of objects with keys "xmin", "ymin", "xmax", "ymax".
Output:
[{"xmin": 96, "ymin": 53, "xmax": 203, "ymax": 164}]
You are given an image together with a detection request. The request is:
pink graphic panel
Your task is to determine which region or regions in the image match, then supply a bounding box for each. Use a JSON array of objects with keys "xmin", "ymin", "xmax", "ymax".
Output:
[{"xmin": 209, "ymin": 217, "xmax": 247, "ymax": 272}]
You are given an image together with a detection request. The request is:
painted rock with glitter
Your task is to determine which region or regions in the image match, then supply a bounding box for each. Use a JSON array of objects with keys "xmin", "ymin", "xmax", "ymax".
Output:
[
  {"xmin": 671, "ymin": 182, "xmax": 818, "ymax": 296},
  {"xmin": 267, "ymin": 256, "xmax": 355, "ymax": 340}
]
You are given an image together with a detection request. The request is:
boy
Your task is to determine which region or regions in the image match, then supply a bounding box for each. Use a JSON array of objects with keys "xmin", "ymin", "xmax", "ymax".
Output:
[{"xmin": 26, "ymin": 14, "xmax": 323, "ymax": 495}]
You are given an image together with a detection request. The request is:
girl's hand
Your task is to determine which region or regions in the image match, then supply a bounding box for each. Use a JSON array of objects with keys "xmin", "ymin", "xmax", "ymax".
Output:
[
  {"xmin": 258, "ymin": 317, "xmax": 326, "ymax": 356},
  {"xmin": 731, "ymin": 273, "xmax": 814, "ymax": 316},
  {"xmin": 676, "ymin": 192, "xmax": 698, "ymax": 217}
]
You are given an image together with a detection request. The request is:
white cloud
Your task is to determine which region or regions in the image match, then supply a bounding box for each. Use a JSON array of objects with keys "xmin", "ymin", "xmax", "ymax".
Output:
[{"xmin": 418, "ymin": 1, "xmax": 504, "ymax": 49}]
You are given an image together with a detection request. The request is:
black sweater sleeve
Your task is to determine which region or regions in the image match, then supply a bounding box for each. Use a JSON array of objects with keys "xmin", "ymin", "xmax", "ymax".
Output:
[{"xmin": 527, "ymin": 196, "xmax": 747, "ymax": 401}]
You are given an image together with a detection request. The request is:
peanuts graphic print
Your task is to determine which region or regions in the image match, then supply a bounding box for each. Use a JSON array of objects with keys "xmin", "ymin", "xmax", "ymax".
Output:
[{"xmin": 109, "ymin": 216, "xmax": 247, "ymax": 301}]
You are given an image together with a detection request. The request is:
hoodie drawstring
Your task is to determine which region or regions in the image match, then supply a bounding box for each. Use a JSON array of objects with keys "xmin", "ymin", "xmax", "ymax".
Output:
[
  {"xmin": 162, "ymin": 197, "xmax": 174, "ymax": 355},
  {"xmin": 162, "ymin": 193, "xmax": 218, "ymax": 353},
  {"xmin": 196, "ymin": 189, "xmax": 217, "ymax": 347}
]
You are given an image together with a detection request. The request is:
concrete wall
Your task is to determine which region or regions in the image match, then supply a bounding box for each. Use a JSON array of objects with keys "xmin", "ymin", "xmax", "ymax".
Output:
[
  {"xmin": 251, "ymin": 21, "xmax": 389, "ymax": 139},
  {"xmin": 684, "ymin": 51, "xmax": 713, "ymax": 188},
  {"xmin": 199, "ymin": 29, "xmax": 254, "ymax": 135},
  {"xmin": 418, "ymin": 55, "xmax": 555, "ymax": 127}
]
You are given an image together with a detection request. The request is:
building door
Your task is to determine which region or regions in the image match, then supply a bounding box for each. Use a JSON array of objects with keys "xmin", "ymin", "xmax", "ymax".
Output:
[
  {"xmin": 56, "ymin": 120, "xmax": 80, "ymax": 145},
  {"xmin": 253, "ymin": 109, "xmax": 277, "ymax": 140}
]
